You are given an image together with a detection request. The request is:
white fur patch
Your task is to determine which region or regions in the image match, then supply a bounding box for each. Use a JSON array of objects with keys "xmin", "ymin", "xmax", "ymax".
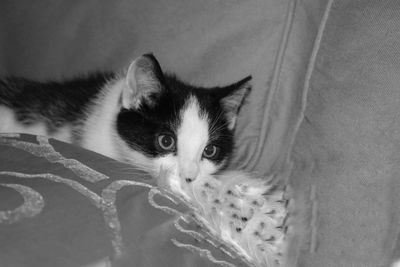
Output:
[
  {"xmin": 0, "ymin": 105, "xmax": 72, "ymax": 143},
  {"xmin": 177, "ymin": 97, "xmax": 209, "ymax": 180},
  {"xmin": 81, "ymin": 79, "xmax": 124, "ymax": 159}
]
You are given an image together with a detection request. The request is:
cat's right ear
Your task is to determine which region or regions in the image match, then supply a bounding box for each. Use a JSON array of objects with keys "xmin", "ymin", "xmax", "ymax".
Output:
[
  {"xmin": 121, "ymin": 54, "xmax": 164, "ymax": 109},
  {"xmin": 216, "ymin": 76, "xmax": 252, "ymax": 130}
]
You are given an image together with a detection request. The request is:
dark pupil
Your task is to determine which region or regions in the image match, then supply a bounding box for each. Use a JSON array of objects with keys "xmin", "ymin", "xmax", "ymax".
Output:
[
  {"xmin": 162, "ymin": 136, "xmax": 172, "ymax": 147},
  {"xmin": 205, "ymin": 146, "xmax": 214, "ymax": 156}
]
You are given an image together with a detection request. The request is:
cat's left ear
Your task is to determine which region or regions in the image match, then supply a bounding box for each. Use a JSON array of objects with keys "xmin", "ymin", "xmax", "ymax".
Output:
[
  {"xmin": 217, "ymin": 76, "xmax": 252, "ymax": 130},
  {"xmin": 121, "ymin": 54, "xmax": 164, "ymax": 109}
]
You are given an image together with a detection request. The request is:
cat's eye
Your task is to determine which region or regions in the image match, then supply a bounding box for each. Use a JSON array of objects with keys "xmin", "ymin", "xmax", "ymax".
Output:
[
  {"xmin": 203, "ymin": 145, "xmax": 219, "ymax": 159},
  {"xmin": 158, "ymin": 134, "xmax": 175, "ymax": 151}
]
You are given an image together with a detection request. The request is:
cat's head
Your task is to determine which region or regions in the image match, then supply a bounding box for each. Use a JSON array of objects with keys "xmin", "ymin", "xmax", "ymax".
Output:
[{"xmin": 116, "ymin": 54, "xmax": 251, "ymax": 182}]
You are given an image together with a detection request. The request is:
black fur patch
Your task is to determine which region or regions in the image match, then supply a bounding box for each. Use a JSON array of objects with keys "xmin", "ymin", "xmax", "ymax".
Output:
[
  {"xmin": 0, "ymin": 73, "xmax": 115, "ymax": 132},
  {"xmin": 117, "ymin": 74, "xmax": 235, "ymax": 165}
]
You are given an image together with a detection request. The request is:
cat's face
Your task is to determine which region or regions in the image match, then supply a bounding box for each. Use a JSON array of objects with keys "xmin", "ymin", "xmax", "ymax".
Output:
[{"xmin": 116, "ymin": 54, "xmax": 251, "ymax": 182}]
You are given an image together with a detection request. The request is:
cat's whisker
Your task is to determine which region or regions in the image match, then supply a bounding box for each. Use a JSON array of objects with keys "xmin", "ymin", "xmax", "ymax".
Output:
[
  {"xmin": 209, "ymin": 120, "xmax": 231, "ymax": 137},
  {"xmin": 208, "ymin": 110, "xmax": 225, "ymax": 133}
]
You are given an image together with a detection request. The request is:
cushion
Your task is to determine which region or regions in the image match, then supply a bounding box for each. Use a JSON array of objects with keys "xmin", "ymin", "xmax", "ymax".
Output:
[{"xmin": 0, "ymin": 134, "xmax": 251, "ymax": 267}]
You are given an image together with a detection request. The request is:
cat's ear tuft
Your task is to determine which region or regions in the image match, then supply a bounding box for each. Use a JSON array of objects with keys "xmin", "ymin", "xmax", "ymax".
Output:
[
  {"xmin": 218, "ymin": 76, "xmax": 252, "ymax": 130},
  {"xmin": 121, "ymin": 54, "xmax": 164, "ymax": 109}
]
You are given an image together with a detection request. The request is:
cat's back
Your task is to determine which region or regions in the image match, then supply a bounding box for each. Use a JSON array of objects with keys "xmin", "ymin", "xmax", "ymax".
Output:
[{"xmin": 0, "ymin": 73, "xmax": 114, "ymax": 143}]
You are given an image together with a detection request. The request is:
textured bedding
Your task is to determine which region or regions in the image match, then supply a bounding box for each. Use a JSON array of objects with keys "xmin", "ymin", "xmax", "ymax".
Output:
[
  {"xmin": 0, "ymin": 134, "xmax": 252, "ymax": 267},
  {"xmin": 1, "ymin": 0, "xmax": 400, "ymax": 266}
]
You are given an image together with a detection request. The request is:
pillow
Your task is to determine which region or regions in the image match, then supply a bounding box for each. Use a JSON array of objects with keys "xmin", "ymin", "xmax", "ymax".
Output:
[{"xmin": 0, "ymin": 133, "xmax": 249, "ymax": 267}]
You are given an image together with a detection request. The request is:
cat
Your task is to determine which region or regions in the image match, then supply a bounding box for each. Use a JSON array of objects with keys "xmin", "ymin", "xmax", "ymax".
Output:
[{"xmin": 0, "ymin": 54, "xmax": 251, "ymax": 181}]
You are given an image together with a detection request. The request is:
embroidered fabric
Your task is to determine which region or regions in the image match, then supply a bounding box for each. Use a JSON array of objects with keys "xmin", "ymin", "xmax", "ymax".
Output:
[{"xmin": 0, "ymin": 134, "xmax": 253, "ymax": 267}]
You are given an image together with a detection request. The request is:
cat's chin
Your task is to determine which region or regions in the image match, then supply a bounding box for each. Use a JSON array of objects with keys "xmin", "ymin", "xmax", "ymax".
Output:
[{"xmin": 152, "ymin": 154, "xmax": 221, "ymax": 182}]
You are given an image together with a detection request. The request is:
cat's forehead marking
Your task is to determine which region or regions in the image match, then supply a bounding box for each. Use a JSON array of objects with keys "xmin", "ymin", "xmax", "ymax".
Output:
[
  {"xmin": 177, "ymin": 96, "xmax": 209, "ymax": 176},
  {"xmin": 177, "ymin": 96, "xmax": 209, "ymax": 157}
]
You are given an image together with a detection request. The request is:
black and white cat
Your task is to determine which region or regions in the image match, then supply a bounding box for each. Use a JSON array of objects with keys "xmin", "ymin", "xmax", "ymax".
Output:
[{"xmin": 0, "ymin": 54, "xmax": 251, "ymax": 182}]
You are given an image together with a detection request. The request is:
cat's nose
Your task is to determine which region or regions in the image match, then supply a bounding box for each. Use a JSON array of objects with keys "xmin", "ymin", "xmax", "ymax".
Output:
[{"xmin": 180, "ymin": 161, "xmax": 199, "ymax": 183}]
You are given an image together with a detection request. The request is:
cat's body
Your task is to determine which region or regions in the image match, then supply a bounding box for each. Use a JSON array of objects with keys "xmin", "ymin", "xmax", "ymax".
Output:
[
  {"xmin": 0, "ymin": 73, "xmax": 114, "ymax": 144},
  {"xmin": 0, "ymin": 54, "xmax": 251, "ymax": 181}
]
